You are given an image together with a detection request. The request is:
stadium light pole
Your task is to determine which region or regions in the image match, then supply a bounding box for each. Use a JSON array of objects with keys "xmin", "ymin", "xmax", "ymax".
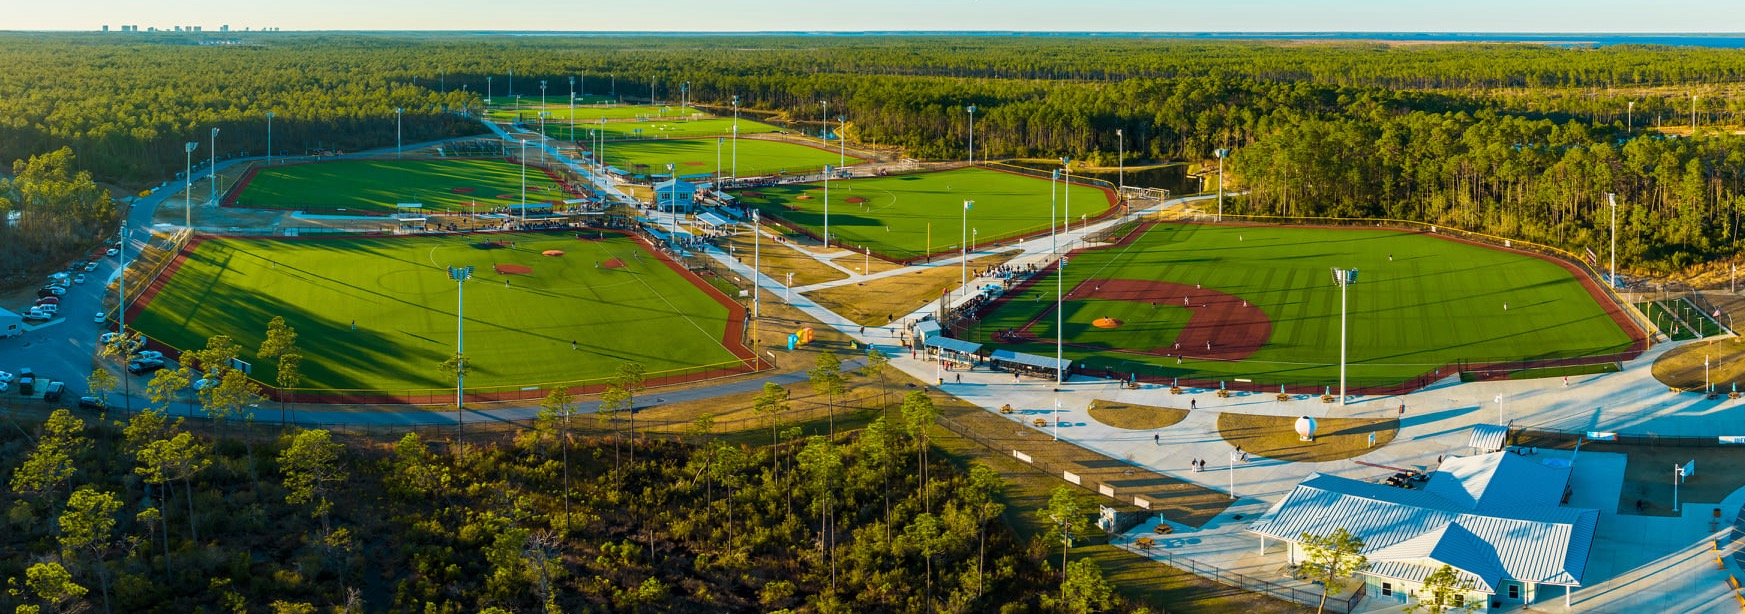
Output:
[
  {"xmin": 1692, "ymin": 94, "xmax": 1699, "ymax": 134},
  {"xmin": 539, "ymin": 112, "xmax": 549, "ymax": 163},
  {"xmin": 519, "ymin": 139, "xmax": 528, "ymax": 224},
  {"xmin": 1608, "ymin": 193, "xmax": 1618, "ymax": 288},
  {"xmin": 1628, "ymin": 101, "xmax": 1635, "ymax": 133},
  {"xmin": 650, "ymin": 76, "xmax": 655, "ymax": 104},
  {"xmin": 967, "ymin": 105, "xmax": 976, "ymax": 166},
  {"xmin": 666, "ymin": 162, "xmax": 678, "ymax": 240},
  {"xmin": 569, "ymin": 77, "xmax": 576, "ymax": 125},
  {"xmin": 597, "ymin": 118, "xmax": 606, "ymax": 167},
  {"xmin": 115, "ymin": 221, "xmax": 132, "ymax": 415},
  {"xmin": 610, "ymin": 73, "xmax": 615, "ymax": 100},
  {"xmin": 820, "ymin": 100, "xmax": 829, "ymax": 147},
  {"xmin": 508, "ymin": 69, "xmax": 514, "ymax": 99},
  {"xmin": 823, "ymin": 164, "xmax": 833, "ymax": 248},
  {"xmin": 753, "ymin": 210, "xmax": 761, "ymax": 318},
  {"xmin": 266, "ymin": 112, "xmax": 274, "ymax": 167},
  {"xmin": 838, "ymin": 115, "xmax": 847, "ymax": 167},
  {"xmin": 184, "ymin": 142, "xmax": 197, "ymax": 229},
  {"xmin": 731, "ymin": 95, "xmax": 740, "ymax": 179},
  {"xmin": 539, "ymin": 79, "xmax": 547, "ymax": 109},
  {"xmin": 1334, "ymin": 267, "xmax": 1356, "ymax": 406},
  {"xmin": 1116, "ymin": 129, "xmax": 1124, "ymax": 192},
  {"xmin": 1052, "ymin": 169, "xmax": 1064, "ymax": 389},
  {"xmin": 395, "ymin": 108, "xmax": 403, "ymax": 159},
  {"xmin": 486, "ymin": 76, "xmax": 493, "ymax": 105},
  {"xmin": 1215, "ymin": 148, "xmax": 1228, "ymax": 222},
  {"xmin": 209, "ymin": 127, "xmax": 219, "ymax": 206},
  {"xmin": 716, "ymin": 137, "xmax": 723, "ymax": 187},
  {"xmin": 961, "ymin": 200, "xmax": 973, "ymax": 302},
  {"xmin": 447, "ymin": 265, "xmax": 474, "ymax": 413}
]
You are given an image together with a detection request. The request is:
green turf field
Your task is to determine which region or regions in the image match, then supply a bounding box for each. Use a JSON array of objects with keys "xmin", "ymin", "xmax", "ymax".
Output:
[
  {"xmin": 977, "ymin": 223, "xmax": 1638, "ymax": 388},
  {"xmin": 550, "ymin": 117, "xmax": 779, "ymax": 141},
  {"xmin": 600, "ymin": 138, "xmax": 860, "ymax": 178},
  {"xmin": 232, "ymin": 159, "xmax": 570, "ymax": 214},
  {"xmin": 732, "ymin": 167, "xmax": 1116, "ymax": 259},
  {"xmin": 129, "ymin": 233, "xmax": 747, "ymax": 394},
  {"xmin": 489, "ymin": 104, "xmax": 704, "ymax": 124}
]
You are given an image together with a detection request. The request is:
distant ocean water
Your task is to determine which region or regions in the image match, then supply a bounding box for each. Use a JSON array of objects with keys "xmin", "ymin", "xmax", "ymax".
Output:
[{"xmin": 494, "ymin": 31, "xmax": 1745, "ymax": 49}]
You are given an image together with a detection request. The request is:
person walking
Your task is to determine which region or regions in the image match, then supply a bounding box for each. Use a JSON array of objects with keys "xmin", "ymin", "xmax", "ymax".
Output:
[
  {"xmin": 1190, "ymin": 399, "xmax": 1197, "ymax": 410},
  {"xmin": 955, "ymin": 373, "xmax": 962, "ymax": 384},
  {"xmin": 572, "ymin": 340, "xmax": 578, "ymax": 350},
  {"xmin": 1154, "ymin": 433, "xmax": 1160, "ymax": 445}
]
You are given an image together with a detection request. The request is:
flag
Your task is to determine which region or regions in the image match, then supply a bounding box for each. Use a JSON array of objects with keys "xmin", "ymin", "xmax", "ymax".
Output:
[
  {"xmin": 1494, "ymin": 395, "xmax": 1502, "ymax": 404},
  {"xmin": 1583, "ymin": 247, "xmax": 1598, "ymax": 265},
  {"xmin": 964, "ymin": 201, "xmax": 973, "ymax": 210}
]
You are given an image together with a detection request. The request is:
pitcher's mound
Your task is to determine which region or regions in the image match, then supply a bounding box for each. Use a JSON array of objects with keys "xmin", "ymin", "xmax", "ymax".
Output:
[
  {"xmin": 1093, "ymin": 317, "xmax": 1124, "ymax": 329},
  {"xmin": 682, "ymin": 161, "xmax": 707, "ymax": 167},
  {"xmin": 542, "ymin": 250, "xmax": 565, "ymax": 257},
  {"xmin": 601, "ymin": 258, "xmax": 626, "ymax": 269},
  {"xmin": 451, "ymin": 187, "xmax": 476, "ymax": 194},
  {"xmin": 796, "ymin": 194, "xmax": 813, "ymax": 200},
  {"xmin": 844, "ymin": 196, "xmax": 868, "ymax": 204},
  {"xmin": 496, "ymin": 193, "xmax": 516, "ymax": 200},
  {"xmin": 494, "ymin": 264, "xmax": 533, "ymax": 275}
]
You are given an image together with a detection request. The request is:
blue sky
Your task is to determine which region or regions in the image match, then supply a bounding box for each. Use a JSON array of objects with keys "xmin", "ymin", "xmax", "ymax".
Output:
[{"xmin": 16, "ymin": 0, "xmax": 1745, "ymax": 32}]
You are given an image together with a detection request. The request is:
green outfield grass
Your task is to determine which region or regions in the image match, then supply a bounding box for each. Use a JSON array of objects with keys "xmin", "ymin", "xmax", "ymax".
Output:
[
  {"xmin": 129, "ymin": 233, "xmax": 747, "ymax": 394},
  {"xmin": 977, "ymin": 223, "xmax": 1638, "ymax": 388},
  {"xmin": 732, "ymin": 167, "xmax": 1116, "ymax": 259},
  {"xmin": 550, "ymin": 117, "xmax": 779, "ymax": 141},
  {"xmin": 232, "ymin": 159, "xmax": 570, "ymax": 214},
  {"xmin": 600, "ymin": 138, "xmax": 860, "ymax": 178},
  {"xmin": 489, "ymin": 104, "xmax": 705, "ymax": 124},
  {"xmin": 486, "ymin": 95, "xmax": 617, "ymax": 107}
]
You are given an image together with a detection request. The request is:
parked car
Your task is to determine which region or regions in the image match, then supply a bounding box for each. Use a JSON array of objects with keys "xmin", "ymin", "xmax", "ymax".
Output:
[
  {"xmin": 42, "ymin": 381, "xmax": 64, "ymax": 403},
  {"xmin": 0, "ymin": 381, "xmax": 7, "ymax": 393},
  {"xmin": 93, "ymin": 312, "xmax": 105, "ymax": 324},
  {"xmin": 42, "ymin": 286, "xmax": 66, "ymax": 296},
  {"xmin": 127, "ymin": 359, "xmax": 165, "ymax": 375},
  {"xmin": 99, "ymin": 332, "xmax": 122, "ymax": 344},
  {"xmin": 104, "ymin": 248, "xmax": 119, "ymax": 257},
  {"xmin": 0, "ymin": 370, "xmax": 12, "ymax": 383},
  {"xmin": 84, "ymin": 262, "xmax": 98, "ymax": 272},
  {"xmin": 35, "ymin": 304, "xmax": 57, "ymax": 315},
  {"xmin": 133, "ymin": 350, "xmax": 164, "ymax": 361},
  {"xmin": 194, "ymin": 378, "xmax": 218, "ymax": 391},
  {"xmin": 17, "ymin": 375, "xmax": 33, "ymax": 395},
  {"xmin": 35, "ymin": 297, "xmax": 59, "ymax": 306},
  {"xmin": 72, "ymin": 274, "xmax": 86, "ymax": 285},
  {"xmin": 22, "ymin": 309, "xmax": 50, "ymax": 322},
  {"xmin": 77, "ymin": 396, "xmax": 105, "ymax": 410}
]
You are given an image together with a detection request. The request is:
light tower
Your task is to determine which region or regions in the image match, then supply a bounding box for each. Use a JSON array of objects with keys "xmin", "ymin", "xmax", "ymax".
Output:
[
  {"xmin": 1333, "ymin": 267, "xmax": 1358, "ymax": 405},
  {"xmin": 731, "ymin": 95, "xmax": 740, "ymax": 179},
  {"xmin": 395, "ymin": 108, "xmax": 404, "ymax": 158},
  {"xmin": 1215, "ymin": 148, "xmax": 1229, "ymax": 222},
  {"xmin": 266, "ymin": 111, "xmax": 274, "ymax": 166},
  {"xmin": 967, "ymin": 105, "xmax": 977, "ymax": 166},
  {"xmin": 184, "ymin": 142, "xmax": 198, "ymax": 228},
  {"xmin": 446, "ymin": 265, "xmax": 474, "ymax": 412},
  {"xmin": 209, "ymin": 127, "xmax": 219, "ymax": 205}
]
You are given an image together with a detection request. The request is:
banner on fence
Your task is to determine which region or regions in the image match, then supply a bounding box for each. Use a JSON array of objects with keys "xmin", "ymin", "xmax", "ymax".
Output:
[
  {"xmin": 1587, "ymin": 431, "xmax": 1618, "ymax": 441},
  {"xmin": 1063, "ymin": 471, "xmax": 1082, "ymax": 485},
  {"xmin": 1134, "ymin": 497, "xmax": 1152, "ymax": 509},
  {"xmin": 1099, "ymin": 484, "xmax": 1116, "ymax": 498},
  {"xmin": 1013, "ymin": 450, "xmax": 1033, "ymax": 463},
  {"xmin": 1721, "ymin": 436, "xmax": 1745, "ymax": 445}
]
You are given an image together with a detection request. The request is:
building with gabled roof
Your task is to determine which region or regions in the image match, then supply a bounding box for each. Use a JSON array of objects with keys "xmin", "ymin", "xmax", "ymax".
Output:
[{"xmin": 1246, "ymin": 451, "xmax": 1597, "ymax": 611}]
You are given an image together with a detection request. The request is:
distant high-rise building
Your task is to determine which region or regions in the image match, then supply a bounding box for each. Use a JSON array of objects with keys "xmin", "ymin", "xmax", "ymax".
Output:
[
  {"xmin": 174, "ymin": 26, "xmax": 182, "ymax": 32},
  {"xmin": 102, "ymin": 25, "xmax": 109, "ymax": 32},
  {"xmin": 220, "ymin": 25, "xmax": 228, "ymax": 32},
  {"xmin": 193, "ymin": 26, "xmax": 201, "ymax": 32}
]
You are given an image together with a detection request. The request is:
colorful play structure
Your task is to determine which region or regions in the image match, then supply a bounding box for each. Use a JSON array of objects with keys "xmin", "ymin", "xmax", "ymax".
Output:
[{"xmin": 787, "ymin": 327, "xmax": 815, "ymax": 350}]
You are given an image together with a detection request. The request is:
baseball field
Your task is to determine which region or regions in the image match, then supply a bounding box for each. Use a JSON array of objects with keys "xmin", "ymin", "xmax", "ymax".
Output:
[
  {"xmin": 127, "ymin": 232, "xmax": 751, "ymax": 397},
  {"xmin": 601, "ymin": 138, "xmax": 860, "ymax": 178},
  {"xmin": 976, "ymin": 223, "xmax": 1641, "ymax": 389},
  {"xmin": 550, "ymin": 117, "xmax": 779, "ymax": 141},
  {"xmin": 488, "ymin": 104, "xmax": 703, "ymax": 123},
  {"xmin": 229, "ymin": 159, "xmax": 573, "ymax": 214},
  {"xmin": 733, "ymin": 167, "xmax": 1117, "ymax": 260}
]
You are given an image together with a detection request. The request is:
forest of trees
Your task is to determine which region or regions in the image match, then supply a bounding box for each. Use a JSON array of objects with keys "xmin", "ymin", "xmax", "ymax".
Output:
[
  {"xmin": 0, "ymin": 148, "xmax": 119, "ymax": 285},
  {"xmin": 5, "ymin": 33, "xmax": 1745, "ymax": 273},
  {"xmin": 1, "ymin": 374, "xmax": 1125, "ymax": 613}
]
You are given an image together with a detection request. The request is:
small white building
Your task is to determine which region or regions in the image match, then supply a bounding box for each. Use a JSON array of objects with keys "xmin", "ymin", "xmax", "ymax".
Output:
[
  {"xmin": 1247, "ymin": 452, "xmax": 1597, "ymax": 611},
  {"xmin": 0, "ymin": 307, "xmax": 22, "ymax": 337},
  {"xmin": 652, "ymin": 178, "xmax": 699, "ymax": 213}
]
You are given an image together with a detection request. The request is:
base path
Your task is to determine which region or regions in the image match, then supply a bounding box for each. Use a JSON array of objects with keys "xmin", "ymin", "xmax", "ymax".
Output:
[{"xmin": 1017, "ymin": 278, "xmax": 1272, "ymax": 361}]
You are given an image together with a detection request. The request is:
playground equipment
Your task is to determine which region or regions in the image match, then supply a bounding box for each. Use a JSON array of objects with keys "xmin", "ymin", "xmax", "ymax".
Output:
[{"xmin": 787, "ymin": 326, "xmax": 815, "ymax": 350}]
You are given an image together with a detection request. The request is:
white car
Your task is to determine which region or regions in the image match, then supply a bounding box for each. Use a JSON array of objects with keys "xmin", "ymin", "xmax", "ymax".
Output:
[
  {"xmin": 134, "ymin": 350, "xmax": 164, "ymax": 361},
  {"xmin": 83, "ymin": 262, "xmax": 98, "ymax": 272},
  {"xmin": 0, "ymin": 381, "xmax": 7, "ymax": 393},
  {"xmin": 193, "ymin": 378, "xmax": 217, "ymax": 391},
  {"xmin": 104, "ymin": 248, "xmax": 118, "ymax": 257},
  {"xmin": 0, "ymin": 371, "xmax": 12, "ymax": 383},
  {"xmin": 93, "ymin": 312, "xmax": 106, "ymax": 324},
  {"xmin": 73, "ymin": 274, "xmax": 86, "ymax": 284},
  {"xmin": 99, "ymin": 332, "xmax": 121, "ymax": 344},
  {"xmin": 36, "ymin": 304, "xmax": 57, "ymax": 315}
]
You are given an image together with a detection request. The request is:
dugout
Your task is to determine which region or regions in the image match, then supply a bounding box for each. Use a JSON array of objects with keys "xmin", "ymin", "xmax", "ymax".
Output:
[
  {"xmin": 991, "ymin": 349, "xmax": 1071, "ymax": 380},
  {"xmin": 923, "ymin": 336, "xmax": 983, "ymax": 365}
]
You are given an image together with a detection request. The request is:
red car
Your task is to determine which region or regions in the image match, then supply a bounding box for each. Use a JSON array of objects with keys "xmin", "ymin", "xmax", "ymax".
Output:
[{"xmin": 35, "ymin": 297, "xmax": 59, "ymax": 306}]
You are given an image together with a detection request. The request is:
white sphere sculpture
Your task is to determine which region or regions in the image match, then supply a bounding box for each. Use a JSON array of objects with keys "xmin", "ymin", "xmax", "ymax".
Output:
[{"xmin": 1295, "ymin": 416, "xmax": 1318, "ymax": 441}]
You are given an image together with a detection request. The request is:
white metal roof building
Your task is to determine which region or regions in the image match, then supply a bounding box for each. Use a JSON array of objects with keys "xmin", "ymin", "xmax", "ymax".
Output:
[{"xmin": 1246, "ymin": 452, "xmax": 1598, "ymax": 611}]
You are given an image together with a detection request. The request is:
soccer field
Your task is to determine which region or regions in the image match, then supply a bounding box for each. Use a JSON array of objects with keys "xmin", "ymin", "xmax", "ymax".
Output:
[
  {"xmin": 602, "ymin": 138, "xmax": 860, "ymax": 178},
  {"xmin": 128, "ymin": 233, "xmax": 750, "ymax": 397},
  {"xmin": 975, "ymin": 223, "xmax": 1641, "ymax": 389},
  {"xmin": 733, "ymin": 167, "xmax": 1117, "ymax": 260},
  {"xmin": 230, "ymin": 159, "xmax": 572, "ymax": 214},
  {"xmin": 550, "ymin": 117, "xmax": 779, "ymax": 141},
  {"xmin": 489, "ymin": 104, "xmax": 704, "ymax": 124}
]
